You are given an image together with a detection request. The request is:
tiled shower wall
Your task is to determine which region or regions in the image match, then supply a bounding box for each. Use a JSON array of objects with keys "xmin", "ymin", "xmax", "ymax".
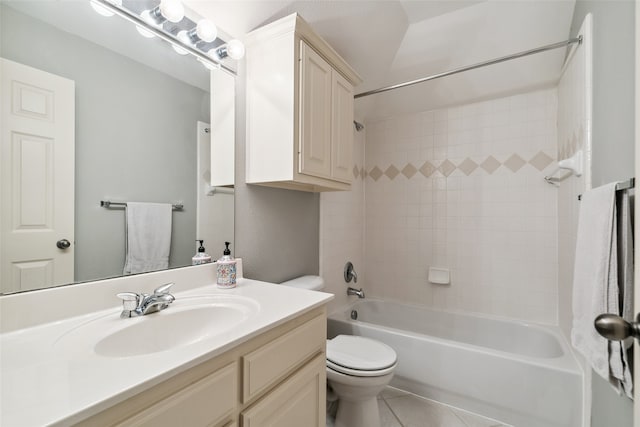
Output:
[
  {"xmin": 364, "ymin": 89, "xmax": 559, "ymax": 324},
  {"xmin": 320, "ymin": 129, "xmax": 365, "ymax": 312}
]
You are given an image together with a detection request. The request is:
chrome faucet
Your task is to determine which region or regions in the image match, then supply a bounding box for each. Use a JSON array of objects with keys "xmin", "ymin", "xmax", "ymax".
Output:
[
  {"xmin": 347, "ymin": 287, "xmax": 365, "ymax": 298},
  {"xmin": 117, "ymin": 283, "xmax": 175, "ymax": 318}
]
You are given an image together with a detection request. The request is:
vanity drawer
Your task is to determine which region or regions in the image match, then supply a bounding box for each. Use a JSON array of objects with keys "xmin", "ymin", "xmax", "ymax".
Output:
[
  {"xmin": 116, "ymin": 362, "xmax": 237, "ymax": 427},
  {"xmin": 242, "ymin": 314, "xmax": 325, "ymax": 402}
]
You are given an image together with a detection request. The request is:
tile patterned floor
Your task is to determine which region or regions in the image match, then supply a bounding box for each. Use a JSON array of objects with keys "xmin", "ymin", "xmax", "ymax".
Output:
[{"xmin": 328, "ymin": 387, "xmax": 512, "ymax": 427}]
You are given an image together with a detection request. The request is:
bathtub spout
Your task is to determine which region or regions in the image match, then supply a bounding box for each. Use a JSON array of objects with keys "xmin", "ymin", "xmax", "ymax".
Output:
[{"xmin": 347, "ymin": 287, "xmax": 365, "ymax": 298}]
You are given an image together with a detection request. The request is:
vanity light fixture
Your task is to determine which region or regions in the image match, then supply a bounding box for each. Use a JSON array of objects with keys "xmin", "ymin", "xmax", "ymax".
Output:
[
  {"xmin": 210, "ymin": 39, "xmax": 245, "ymax": 60},
  {"xmin": 89, "ymin": 0, "xmax": 238, "ymax": 76}
]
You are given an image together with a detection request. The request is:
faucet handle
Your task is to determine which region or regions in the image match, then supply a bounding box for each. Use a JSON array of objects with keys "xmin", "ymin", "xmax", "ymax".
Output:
[
  {"xmin": 117, "ymin": 292, "xmax": 140, "ymax": 311},
  {"xmin": 153, "ymin": 282, "xmax": 174, "ymax": 296}
]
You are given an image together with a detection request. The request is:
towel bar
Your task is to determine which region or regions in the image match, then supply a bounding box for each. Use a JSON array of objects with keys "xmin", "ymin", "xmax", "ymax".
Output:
[
  {"xmin": 577, "ymin": 178, "xmax": 635, "ymax": 201},
  {"xmin": 100, "ymin": 200, "xmax": 184, "ymax": 210}
]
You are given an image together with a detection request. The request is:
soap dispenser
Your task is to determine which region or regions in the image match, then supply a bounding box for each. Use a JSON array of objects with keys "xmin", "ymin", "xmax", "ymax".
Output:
[
  {"xmin": 216, "ymin": 241, "xmax": 237, "ymax": 288},
  {"xmin": 192, "ymin": 240, "xmax": 212, "ymax": 265}
]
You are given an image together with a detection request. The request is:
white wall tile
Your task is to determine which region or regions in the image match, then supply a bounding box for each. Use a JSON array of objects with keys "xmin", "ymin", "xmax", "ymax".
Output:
[{"xmin": 362, "ymin": 88, "xmax": 559, "ymax": 324}]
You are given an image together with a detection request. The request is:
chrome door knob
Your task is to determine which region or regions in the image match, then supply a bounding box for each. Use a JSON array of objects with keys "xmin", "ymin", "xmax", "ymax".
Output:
[
  {"xmin": 594, "ymin": 313, "xmax": 640, "ymax": 341},
  {"xmin": 56, "ymin": 239, "xmax": 71, "ymax": 249}
]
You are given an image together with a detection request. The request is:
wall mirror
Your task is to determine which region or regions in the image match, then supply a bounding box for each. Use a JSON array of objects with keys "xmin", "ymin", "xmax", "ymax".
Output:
[{"xmin": 0, "ymin": 0, "xmax": 235, "ymax": 294}]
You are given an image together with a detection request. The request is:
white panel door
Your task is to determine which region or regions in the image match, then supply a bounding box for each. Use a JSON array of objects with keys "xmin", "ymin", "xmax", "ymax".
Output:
[
  {"xmin": 196, "ymin": 121, "xmax": 233, "ymax": 256},
  {"xmin": 0, "ymin": 58, "xmax": 75, "ymax": 293},
  {"xmin": 299, "ymin": 41, "xmax": 332, "ymax": 180},
  {"xmin": 331, "ymin": 70, "xmax": 354, "ymax": 183}
]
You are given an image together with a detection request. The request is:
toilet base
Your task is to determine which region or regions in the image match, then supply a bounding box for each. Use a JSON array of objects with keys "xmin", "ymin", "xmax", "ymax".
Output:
[
  {"xmin": 335, "ymin": 396, "xmax": 381, "ymax": 427},
  {"xmin": 327, "ymin": 368, "xmax": 394, "ymax": 427}
]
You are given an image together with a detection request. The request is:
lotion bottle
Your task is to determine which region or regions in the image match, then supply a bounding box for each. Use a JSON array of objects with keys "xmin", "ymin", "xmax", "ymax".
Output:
[
  {"xmin": 216, "ymin": 241, "xmax": 237, "ymax": 288},
  {"xmin": 192, "ymin": 240, "xmax": 212, "ymax": 265}
]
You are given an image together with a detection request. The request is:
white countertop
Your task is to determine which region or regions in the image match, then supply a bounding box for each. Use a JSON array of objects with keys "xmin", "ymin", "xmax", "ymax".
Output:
[{"xmin": 0, "ymin": 276, "xmax": 332, "ymax": 426}]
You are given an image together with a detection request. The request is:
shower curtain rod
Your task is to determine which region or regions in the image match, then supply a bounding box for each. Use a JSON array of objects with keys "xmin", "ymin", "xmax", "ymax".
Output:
[{"xmin": 354, "ymin": 36, "xmax": 583, "ymax": 99}]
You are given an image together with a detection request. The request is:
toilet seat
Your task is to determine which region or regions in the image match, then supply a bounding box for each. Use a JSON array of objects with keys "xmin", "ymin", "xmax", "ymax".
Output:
[{"xmin": 327, "ymin": 335, "xmax": 397, "ymax": 377}]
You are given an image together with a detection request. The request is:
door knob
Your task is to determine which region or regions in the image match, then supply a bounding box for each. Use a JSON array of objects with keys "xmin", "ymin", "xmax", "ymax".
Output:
[
  {"xmin": 594, "ymin": 313, "xmax": 640, "ymax": 341},
  {"xmin": 56, "ymin": 239, "xmax": 71, "ymax": 249}
]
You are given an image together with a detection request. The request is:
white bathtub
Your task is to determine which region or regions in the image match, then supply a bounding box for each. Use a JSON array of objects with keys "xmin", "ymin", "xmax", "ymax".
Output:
[{"xmin": 327, "ymin": 299, "xmax": 582, "ymax": 427}]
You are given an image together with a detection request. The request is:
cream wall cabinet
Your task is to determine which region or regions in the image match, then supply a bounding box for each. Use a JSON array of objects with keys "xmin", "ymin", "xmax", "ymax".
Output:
[
  {"xmin": 77, "ymin": 307, "xmax": 327, "ymax": 427},
  {"xmin": 245, "ymin": 13, "xmax": 362, "ymax": 192}
]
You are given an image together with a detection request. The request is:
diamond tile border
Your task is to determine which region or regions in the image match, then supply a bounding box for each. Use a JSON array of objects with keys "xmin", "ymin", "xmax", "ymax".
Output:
[
  {"xmin": 402, "ymin": 164, "xmax": 417, "ymax": 179},
  {"xmin": 480, "ymin": 156, "xmax": 501, "ymax": 174},
  {"xmin": 385, "ymin": 165, "xmax": 400, "ymax": 180},
  {"xmin": 457, "ymin": 158, "xmax": 478, "ymax": 176},
  {"xmin": 366, "ymin": 151, "xmax": 555, "ymax": 181},
  {"xmin": 438, "ymin": 160, "xmax": 456, "ymax": 177}
]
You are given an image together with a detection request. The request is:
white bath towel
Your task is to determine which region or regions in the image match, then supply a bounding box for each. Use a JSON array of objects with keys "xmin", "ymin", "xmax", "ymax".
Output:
[
  {"xmin": 610, "ymin": 189, "xmax": 634, "ymax": 398},
  {"xmin": 571, "ymin": 183, "xmax": 634, "ymax": 399},
  {"xmin": 571, "ymin": 183, "xmax": 618, "ymax": 380},
  {"xmin": 123, "ymin": 202, "xmax": 172, "ymax": 275}
]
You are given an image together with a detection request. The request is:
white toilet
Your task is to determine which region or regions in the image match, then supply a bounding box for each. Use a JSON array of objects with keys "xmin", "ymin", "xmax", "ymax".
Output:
[
  {"xmin": 280, "ymin": 276, "xmax": 398, "ymax": 427},
  {"xmin": 326, "ymin": 335, "xmax": 397, "ymax": 427}
]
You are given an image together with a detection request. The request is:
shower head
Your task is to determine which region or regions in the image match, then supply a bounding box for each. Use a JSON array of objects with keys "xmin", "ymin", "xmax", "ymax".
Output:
[{"xmin": 353, "ymin": 121, "xmax": 364, "ymax": 132}]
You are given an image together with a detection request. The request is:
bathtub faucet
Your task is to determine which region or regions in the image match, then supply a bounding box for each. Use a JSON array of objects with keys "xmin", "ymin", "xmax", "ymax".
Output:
[{"xmin": 347, "ymin": 287, "xmax": 365, "ymax": 298}]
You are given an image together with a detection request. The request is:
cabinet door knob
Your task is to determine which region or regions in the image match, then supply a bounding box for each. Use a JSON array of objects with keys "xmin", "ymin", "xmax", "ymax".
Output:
[
  {"xmin": 56, "ymin": 239, "xmax": 71, "ymax": 249},
  {"xmin": 594, "ymin": 313, "xmax": 640, "ymax": 341}
]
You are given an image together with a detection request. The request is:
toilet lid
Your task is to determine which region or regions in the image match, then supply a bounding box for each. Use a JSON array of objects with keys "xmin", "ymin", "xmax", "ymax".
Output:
[{"xmin": 327, "ymin": 335, "xmax": 397, "ymax": 373}]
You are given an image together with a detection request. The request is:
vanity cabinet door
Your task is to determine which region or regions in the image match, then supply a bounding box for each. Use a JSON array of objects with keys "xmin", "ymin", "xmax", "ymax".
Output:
[
  {"xmin": 115, "ymin": 362, "xmax": 237, "ymax": 427},
  {"xmin": 242, "ymin": 313, "xmax": 325, "ymax": 403},
  {"xmin": 241, "ymin": 354, "xmax": 326, "ymax": 427}
]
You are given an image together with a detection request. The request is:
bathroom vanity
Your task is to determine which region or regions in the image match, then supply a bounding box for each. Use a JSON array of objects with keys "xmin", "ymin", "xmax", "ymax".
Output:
[{"xmin": 0, "ymin": 262, "xmax": 332, "ymax": 426}]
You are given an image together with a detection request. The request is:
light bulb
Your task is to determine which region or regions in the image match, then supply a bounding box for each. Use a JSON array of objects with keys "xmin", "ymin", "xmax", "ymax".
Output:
[
  {"xmin": 159, "ymin": 0, "xmax": 184, "ymax": 23},
  {"xmin": 209, "ymin": 40, "xmax": 245, "ymax": 61},
  {"xmin": 177, "ymin": 30, "xmax": 191, "ymax": 45},
  {"xmin": 226, "ymin": 39, "xmax": 245, "ymax": 60},
  {"xmin": 196, "ymin": 20, "xmax": 217, "ymax": 43}
]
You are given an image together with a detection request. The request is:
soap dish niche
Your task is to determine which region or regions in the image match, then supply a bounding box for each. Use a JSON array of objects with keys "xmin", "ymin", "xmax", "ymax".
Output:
[{"xmin": 428, "ymin": 267, "xmax": 450, "ymax": 285}]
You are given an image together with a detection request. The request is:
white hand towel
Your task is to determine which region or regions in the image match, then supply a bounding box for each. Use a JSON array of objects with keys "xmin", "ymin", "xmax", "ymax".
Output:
[
  {"xmin": 571, "ymin": 183, "xmax": 618, "ymax": 380},
  {"xmin": 123, "ymin": 202, "xmax": 172, "ymax": 275}
]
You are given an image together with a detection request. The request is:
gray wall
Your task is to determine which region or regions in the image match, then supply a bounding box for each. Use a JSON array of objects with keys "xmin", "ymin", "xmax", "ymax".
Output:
[
  {"xmin": 233, "ymin": 61, "xmax": 320, "ymax": 283},
  {"xmin": 1, "ymin": 6, "xmax": 210, "ymax": 282},
  {"xmin": 570, "ymin": 1, "xmax": 635, "ymax": 426}
]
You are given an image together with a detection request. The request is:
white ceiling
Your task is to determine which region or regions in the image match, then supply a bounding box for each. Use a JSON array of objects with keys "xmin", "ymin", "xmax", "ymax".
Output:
[{"xmin": 186, "ymin": 0, "xmax": 578, "ymax": 120}]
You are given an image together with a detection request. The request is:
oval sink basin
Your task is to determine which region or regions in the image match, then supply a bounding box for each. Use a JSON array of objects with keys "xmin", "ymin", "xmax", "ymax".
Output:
[{"xmin": 55, "ymin": 295, "xmax": 260, "ymax": 358}]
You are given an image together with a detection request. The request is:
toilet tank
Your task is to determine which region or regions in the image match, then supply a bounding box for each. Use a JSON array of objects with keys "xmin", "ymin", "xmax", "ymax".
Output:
[{"xmin": 279, "ymin": 275, "xmax": 325, "ymax": 291}]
